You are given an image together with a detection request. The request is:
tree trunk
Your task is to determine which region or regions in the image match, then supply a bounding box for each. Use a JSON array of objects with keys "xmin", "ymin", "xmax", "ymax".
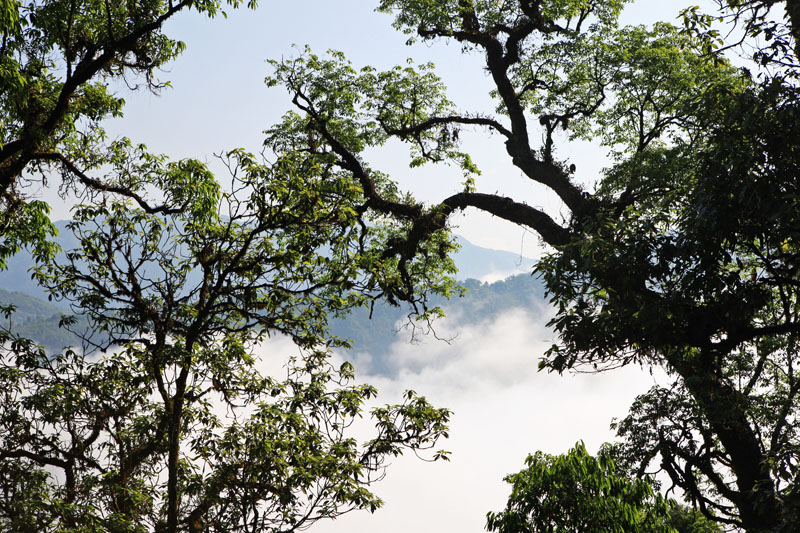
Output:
[{"xmin": 677, "ymin": 361, "xmax": 781, "ymax": 531}]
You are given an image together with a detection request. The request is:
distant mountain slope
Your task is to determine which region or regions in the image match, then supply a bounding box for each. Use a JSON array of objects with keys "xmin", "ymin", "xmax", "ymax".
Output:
[
  {"xmin": 452, "ymin": 236, "xmax": 535, "ymax": 282},
  {"xmin": 2, "ymin": 220, "xmax": 78, "ymax": 306},
  {"xmin": 0, "ymin": 288, "xmax": 83, "ymax": 351},
  {"xmin": 0, "ymin": 288, "xmax": 64, "ymax": 319},
  {"xmin": 0, "ymin": 222, "xmax": 545, "ymax": 364},
  {"xmin": 329, "ymin": 274, "xmax": 546, "ymax": 375},
  {"xmin": 0, "ymin": 274, "xmax": 547, "ymax": 372},
  {"xmin": 0, "ymin": 222, "xmax": 534, "ymax": 302}
]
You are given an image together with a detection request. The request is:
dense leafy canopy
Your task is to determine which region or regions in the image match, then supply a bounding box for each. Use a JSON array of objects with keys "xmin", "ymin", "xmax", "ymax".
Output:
[
  {"xmin": 262, "ymin": 0, "xmax": 800, "ymax": 530},
  {"xmin": 485, "ymin": 442, "xmax": 675, "ymax": 533},
  {"xmin": 486, "ymin": 442, "xmax": 725, "ymax": 532},
  {"xmin": 1, "ymin": 1, "xmax": 460, "ymax": 531},
  {"xmin": 0, "ymin": 153, "xmax": 454, "ymax": 530},
  {"xmin": 1, "ymin": 340, "xmax": 450, "ymax": 531}
]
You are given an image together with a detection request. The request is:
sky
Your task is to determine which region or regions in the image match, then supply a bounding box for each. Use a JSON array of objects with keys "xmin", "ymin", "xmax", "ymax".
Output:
[
  {"xmin": 45, "ymin": 0, "xmax": 704, "ymax": 258},
  {"xmin": 40, "ymin": 1, "xmax": 704, "ymax": 530}
]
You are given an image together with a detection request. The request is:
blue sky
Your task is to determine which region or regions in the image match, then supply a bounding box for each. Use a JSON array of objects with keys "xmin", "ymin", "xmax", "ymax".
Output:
[{"xmin": 43, "ymin": 0, "xmax": 703, "ymax": 256}]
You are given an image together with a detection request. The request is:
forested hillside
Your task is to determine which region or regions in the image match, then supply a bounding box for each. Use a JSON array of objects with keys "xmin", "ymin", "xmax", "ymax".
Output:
[
  {"xmin": 0, "ymin": 288, "xmax": 99, "ymax": 351},
  {"xmin": 330, "ymin": 274, "xmax": 545, "ymax": 375},
  {"xmin": 0, "ymin": 274, "xmax": 545, "ymax": 370},
  {"xmin": 0, "ymin": 224, "xmax": 542, "ymax": 360}
]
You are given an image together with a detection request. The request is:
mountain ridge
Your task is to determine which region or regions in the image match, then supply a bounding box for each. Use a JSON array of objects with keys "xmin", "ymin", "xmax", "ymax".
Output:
[{"xmin": 0, "ymin": 223, "xmax": 547, "ymax": 371}]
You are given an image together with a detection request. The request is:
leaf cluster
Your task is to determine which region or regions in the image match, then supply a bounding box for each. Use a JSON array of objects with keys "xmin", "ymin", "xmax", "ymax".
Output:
[
  {"xmin": 486, "ymin": 441, "xmax": 675, "ymax": 533},
  {"xmin": 0, "ymin": 149, "xmax": 455, "ymax": 530}
]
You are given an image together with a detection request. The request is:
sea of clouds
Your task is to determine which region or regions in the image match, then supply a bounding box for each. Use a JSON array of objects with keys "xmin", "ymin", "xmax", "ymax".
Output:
[{"xmin": 255, "ymin": 305, "xmax": 665, "ymax": 533}]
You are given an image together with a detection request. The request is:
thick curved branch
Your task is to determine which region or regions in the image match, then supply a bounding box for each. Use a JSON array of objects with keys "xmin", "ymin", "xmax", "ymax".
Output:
[
  {"xmin": 0, "ymin": 448, "xmax": 70, "ymax": 469},
  {"xmin": 715, "ymin": 320, "xmax": 800, "ymax": 354},
  {"xmin": 377, "ymin": 190, "xmax": 572, "ymax": 294},
  {"xmin": 33, "ymin": 152, "xmax": 182, "ymax": 214},
  {"xmin": 442, "ymin": 192, "xmax": 572, "ymax": 246},
  {"xmin": 383, "ymin": 114, "xmax": 512, "ymax": 139}
]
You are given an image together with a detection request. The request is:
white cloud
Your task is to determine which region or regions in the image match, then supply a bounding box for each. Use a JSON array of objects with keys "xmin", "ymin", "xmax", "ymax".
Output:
[
  {"xmin": 477, "ymin": 269, "xmax": 529, "ymax": 284},
  {"xmin": 310, "ymin": 307, "xmax": 664, "ymax": 533},
  {"xmin": 380, "ymin": 305, "xmax": 552, "ymax": 391}
]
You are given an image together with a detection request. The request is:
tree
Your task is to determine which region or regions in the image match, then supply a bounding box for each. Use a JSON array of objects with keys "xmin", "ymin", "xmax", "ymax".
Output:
[
  {"xmin": 485, "ymin": 442, "xmax": 675, "ymax": 533},
  {"xmin": 0, "ymin": 0, "xmax": 254, "ymax": 267},
  {"xmin": 264, "ymin": 0, "xmax": 800, "ymax": 530},
  {"xmin": 486, "ymin": 442, "xmax": 723, "ymax": 533},
  {"xmin": 0, "ymin": 148, "xmax": 454, "ymax": 531},
  {"xmin": 2, "ymin": 1, "xmax": 465, "ymax": 530},
  {"xmin": 666, "ymin": 506, "xmax": 725, "ymax": 533}
]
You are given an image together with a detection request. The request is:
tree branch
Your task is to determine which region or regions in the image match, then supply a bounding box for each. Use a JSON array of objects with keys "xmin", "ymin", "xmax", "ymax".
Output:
[
  {"xmin": 383, "ymin": 114, "xmax": 512, "ymax": 139},
  {"xmin": 442, "ymin": 192, "xmax": 572, "ymax": 246},
  {"xmin": 0, "ymin": 0, "xmax": 196, "ymax": 196},
  {"xmin": 32, "ymin": 152, "xmax": 182, "ymax": 214}
]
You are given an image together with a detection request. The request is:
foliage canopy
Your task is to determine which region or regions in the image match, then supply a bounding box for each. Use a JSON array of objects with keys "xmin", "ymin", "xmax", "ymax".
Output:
[
  {"xmin": 0, "ymin": 152, "xmax": 455, "ymax": 530},
  {"xmin": 263, "ymin": 0, "xmax": 800, "ymax": 530},
  {"xmin": 1, "ymin": 1, "xmax": 459, "ymax": 531},
  {"xmin": 485, "ymin": 442, "xmax": 675, "ymax": 533},
  {"xmin": 4, "ymin": 0, "xmax": 800, "ymax": 531}
]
